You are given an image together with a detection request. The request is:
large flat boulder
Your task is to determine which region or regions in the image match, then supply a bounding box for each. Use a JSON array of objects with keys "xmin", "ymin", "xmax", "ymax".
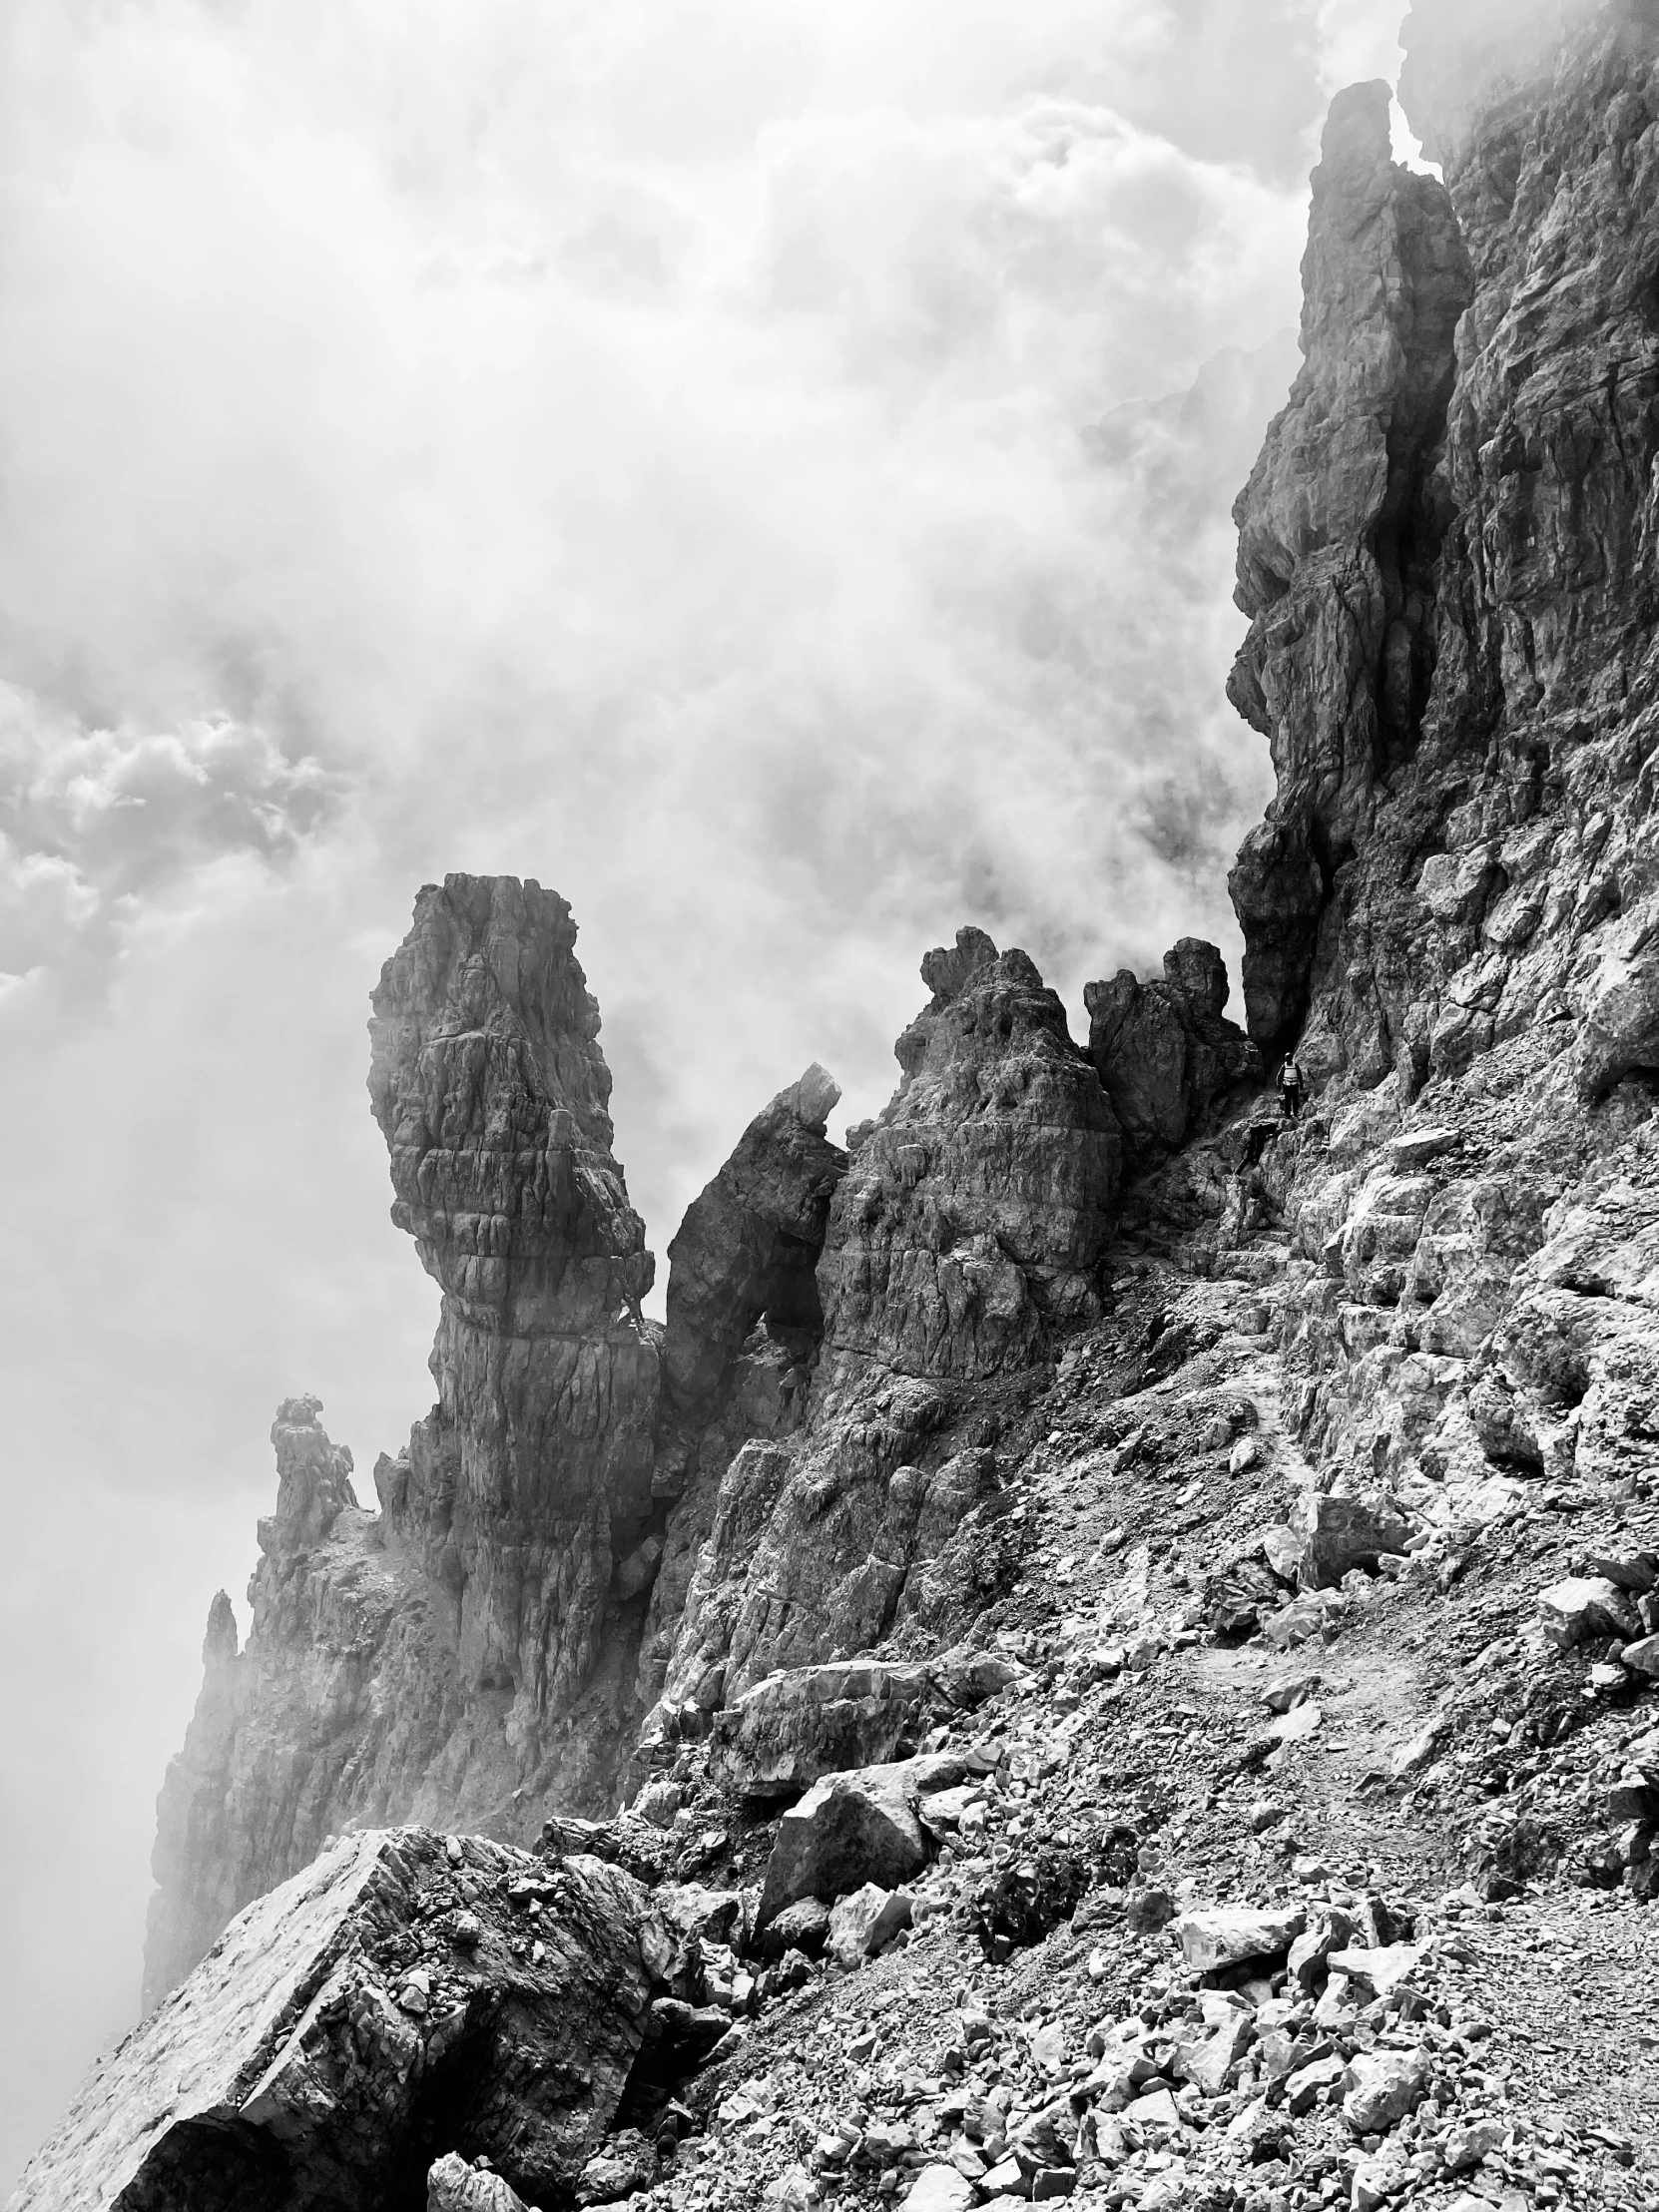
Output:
[
  {"xmin": 711, "ymin": 1651, "xmax": 1022, "ymax": 1800},
  {"xmin": 14, "ymin": 1829, "xmax": 656, "ymax": 2212},
  {"xmin": 757, "ymin": 1755, "xmax": 968, "ymax": 1928}
]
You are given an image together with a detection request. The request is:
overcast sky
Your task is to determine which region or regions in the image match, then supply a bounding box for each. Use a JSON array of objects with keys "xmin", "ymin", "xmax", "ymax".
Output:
[{"xmin": 0, "ymin": 0, "xmax": 1419, "ymax": 2182}]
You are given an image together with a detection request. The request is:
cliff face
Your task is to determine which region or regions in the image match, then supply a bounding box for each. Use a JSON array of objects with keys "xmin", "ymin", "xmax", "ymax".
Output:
[
  {"xmin": 1226, "ymin": 3, "xmax": 1659, "ymax": 1531},
  {"xmin": 1227, "ymin": 77, "xmax": 1472, "ymax": 1056}
]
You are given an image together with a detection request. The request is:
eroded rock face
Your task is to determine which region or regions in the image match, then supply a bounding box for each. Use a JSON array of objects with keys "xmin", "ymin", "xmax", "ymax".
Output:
[
  {"xmin": 822, "ymin": 928, "xmax": 1121, "ymax": 1376},
  {"xmin": 145, "ymin": 879, "xmax": 667, "ymax": 2006},
  {"xmin": 1228, "ymin": 79, "xmax": 1472, "ymax": 1053},
  {"xmin": 1085, "ymin": 938, "xmax": 1260, "ymax": 1154},
  {"xmin": 367, "ymin": 874, "xmax": 661, "ymax": 1730},
  {"xmin": 636, "ymin": 1071, "xmax": 850, "ymax": 1732},
  {"xmin": 1224, "ymin": 2, "xmax": 1659, "ymax": 1548},
  {"xmin": 143, "ymin": 1401, "xmax": 448, "ymax": 2012},
  {"xmin": 643, "ymin": 931, "xmax": 1118, "ymax": 1734},
  {"xmin": 25, "ymin": 1830, "xmax": 655, "ymax": 2212},
  {"xmin": 660, "ymin": 1064, "xmax": 846, "ymax": 1413}
]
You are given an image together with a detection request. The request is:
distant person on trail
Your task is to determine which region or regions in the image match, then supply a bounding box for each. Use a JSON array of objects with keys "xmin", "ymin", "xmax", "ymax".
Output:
[{"xmin": 1279, "ymin": 1054, "xmax": 1306, "ymax": 1124}]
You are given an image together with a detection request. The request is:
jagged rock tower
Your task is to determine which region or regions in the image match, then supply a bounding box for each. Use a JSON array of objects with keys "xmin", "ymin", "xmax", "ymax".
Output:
[{"xmin": 143, "ymin": 898, "xmax": 1130, "ymax": 2004}]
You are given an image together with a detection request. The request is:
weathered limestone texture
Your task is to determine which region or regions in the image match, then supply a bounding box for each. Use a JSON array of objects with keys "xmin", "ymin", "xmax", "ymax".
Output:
[
  {"xmin": 24, "ymin": 1830, "xmax": 655, "ymax": 2212},
  {"xmin": 1085, "ymin": 937, "xmax": 1261, "ymax": 1155},
  {"xmin": 824, "ymin": 928, "xmax": 1121, "ymax": 1377},
  {"xmin": 1224, "ymin": 2, "xmax": 1659, "ymax": 1538},
  {"xmin": 364, "ymin": 874, "xmax": 661, "ymax": 1786},
  {"xmin": 1228, "ymin": 79, "xmax": 1472, "ymax": 1055},
  {"xmin": 145, "ymin": 879, "xmax": 666, "ymax": 2005},
  {"xmin": 644, "ymin": 931, "xmax": 1120, "ymax": 1738}
]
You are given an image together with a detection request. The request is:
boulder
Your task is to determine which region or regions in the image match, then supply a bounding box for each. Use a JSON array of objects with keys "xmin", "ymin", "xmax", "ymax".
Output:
[
  {"xmin": 1291, "ymin": 1491, "xmax": 1411, "ymax": 1589},
  {"xmin": 903, "ymin": 2166, "xmax": 978, "ymax": 2212},
  {"xmin": 1177, "ymin": 2015, "xmax": 1254, "ymax": 2096},
  {"xmin": 1286, "ymin": 1907, "xmax": 1356, "ymax": 1992},
  {"xmin": 711, "ymin": 1653, "xmax": 1019, "ymax": 1801},
  {"xmin": 1443, "ymin": 2120, "xmax": 1506, "ymax": 2172},
  {"xmin": 754, "ymin": 1897, "xmax": 831, "ymax": 1959},
  {"xmin": 1205, "ymin": 1556, "xmax": 1289, "ymax": 1639},
  {"xmin": 14, "ymin": 1829, "xmax": 656, "ymax": 2212},
  {"xmin": 1342, "ymin": 2051, "xmax": 1428, "ymax": 2133},
  {"xmin": 1537, "ymin": 1577, "xmax": 1643, "ymax": 1648},
  {"xmin": 1175, "ymin": 1906, "xmax": 1306, "ymax": 1972},
  {"xmin": 428, "ymin": 2155, "xmax": 532, "ymax": 2212},
  {"xmin": 1327, "ymin": 1943, "xmax": 1423, "ymax": 1997},
  {"xmin": 654, "ymin": 1883, "xmax": 744, "ymax": 1945},
  {"xmin": 827, "ymin": 1883, "xmax": 913, "ymax": 1967},
  {"xmin": 757, "ymin": 1756, "xmax": 965, "ymax": 1926},
  {"xmin": 575, "ymin": 2131, "xmax": 658, "ymax": 2206}
]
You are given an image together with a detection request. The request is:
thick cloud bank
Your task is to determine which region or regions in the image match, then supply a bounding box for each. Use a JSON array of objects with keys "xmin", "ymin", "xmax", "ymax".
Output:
[{"xmin": 0, "ymin": 0, "xmax": 1415, "ymax": 2184}]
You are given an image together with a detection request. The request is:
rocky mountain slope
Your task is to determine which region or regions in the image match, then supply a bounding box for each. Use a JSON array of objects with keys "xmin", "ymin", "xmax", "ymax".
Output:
[{"xmin": 17, "ymin": 3, "xmax": 1659, "ymax": 2208}]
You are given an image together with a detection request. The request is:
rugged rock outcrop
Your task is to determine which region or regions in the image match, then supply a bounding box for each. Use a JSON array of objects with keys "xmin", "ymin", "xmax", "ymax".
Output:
[
  {"xmin": 1084, "ymin": 937, "xmax": 1260, "ymax": 1154},
  {"xmin": 144, "ymin": 910, "xmax": 1119, "ymax": 2006},
  {"xmin": 24, "ymin": 1829, "xmax": 656, "ymax": 2212},
  {"xmin": 825, "ymin": 928, "xmax": 1120, "ymax": 1376},
  {"xmin": 146, "ymin": 880, "xmax": 668, "ymax": 2005},
  {"xmin": 142, "ymin": 1399, "xmax": 446, "ymax": 2010},
  {"xmin": 641, "ymin": 930, "xmax": 1120, "ymax": 1737},
  {"xmin": 1228, "ymin": 78, "xmax": 1472, "ymax": 1056},
  {"xmin": 659, "ymin": 1064, "xmax": 846, "ymax": 1414},
  {"xmin": 635, "ymin": 1069, "xmax": 849, "ymax": 1716},
  {"xmin": 366, "ymin": 873, "xmax": 660, "ymax": 1745}
]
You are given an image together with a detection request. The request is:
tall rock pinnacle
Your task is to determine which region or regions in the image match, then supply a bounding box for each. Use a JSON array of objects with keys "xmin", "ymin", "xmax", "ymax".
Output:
[
  {"xmin": 366, "ymin": 873, "xmax": 660, "ymax": 1726},
  {"xmin": 143, "ymin": 879, "xmax": 667, "ymax": 2005},
  {"xmin": 1228, "ymin": 79, "xmax": 1471, "ymax": 1055}
]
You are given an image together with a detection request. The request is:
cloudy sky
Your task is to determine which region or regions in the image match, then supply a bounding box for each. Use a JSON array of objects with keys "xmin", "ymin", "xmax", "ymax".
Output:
[{"xmin": 0, "ymin": 0, "xmax": 1419, "ymax": 2181}]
